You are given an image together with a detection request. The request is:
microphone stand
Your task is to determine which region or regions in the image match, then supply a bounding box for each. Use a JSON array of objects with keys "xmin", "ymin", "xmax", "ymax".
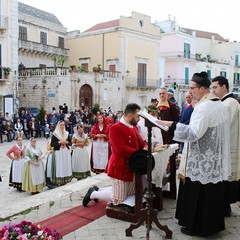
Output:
[{"xmin": 125, "ymin": 118, "xmax": 172, "ymax": 239}]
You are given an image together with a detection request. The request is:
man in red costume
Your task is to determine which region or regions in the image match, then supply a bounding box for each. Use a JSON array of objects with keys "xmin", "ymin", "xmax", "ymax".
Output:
[{"xmin": 83, "ymin": 103, "xmax": 145, "ymax": 207}]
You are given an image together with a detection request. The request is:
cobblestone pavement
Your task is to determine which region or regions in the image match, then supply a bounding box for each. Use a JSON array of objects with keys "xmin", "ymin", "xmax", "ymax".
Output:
[{"xmin": 1, "ymin": 138, "xmax": 240, "ymax": 239}]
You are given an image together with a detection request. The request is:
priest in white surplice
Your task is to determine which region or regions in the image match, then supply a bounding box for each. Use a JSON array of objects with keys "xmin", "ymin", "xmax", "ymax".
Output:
[
  {"xmin": 157, "ymin": 72, "xmax": 231, "ymax": 237},
  {"xmin": 212, "ymin": 76, "xmax": 240, "ymax": 216}
]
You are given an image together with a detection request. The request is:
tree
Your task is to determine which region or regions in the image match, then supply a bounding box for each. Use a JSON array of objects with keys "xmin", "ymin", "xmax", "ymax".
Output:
[
  {"xmin": 92, "ymin": 103, "xmax": 100, "ymax": 115},
  {"xmin": 38, "ymin": 105, "xmax": 46, "ymax": 123}
]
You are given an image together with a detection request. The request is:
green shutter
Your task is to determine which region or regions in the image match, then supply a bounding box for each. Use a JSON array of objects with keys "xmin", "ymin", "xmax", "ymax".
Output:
[{"xmin": 185, "ymin": 67, "xmax": 189, "ymax": 84}]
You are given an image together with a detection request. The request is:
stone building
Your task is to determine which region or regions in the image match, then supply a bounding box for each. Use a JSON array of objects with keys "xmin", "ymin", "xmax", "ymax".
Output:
[
  {"xmin": 18, "ymin": 2, "xmax": 70, "ymax": 111},
  {"xmin": 66, "ymin": 12, "xmax": 162, "ymax": 111},
  {"xmin": 0, "ymin": 0, "xmax": 18, "ymax": 115}
]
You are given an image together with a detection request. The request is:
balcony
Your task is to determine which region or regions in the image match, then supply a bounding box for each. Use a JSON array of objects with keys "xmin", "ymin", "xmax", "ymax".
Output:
[
  {"xmin": 18, "ymin": 40, "xmax": 69, "ymax": 56},
  {"xmin": 101, "ymin": 70, "xmax": 122, "ymax": 81},
  {"xmin": 125, "ymin": 78, "xmax": 160, "ymax": 90},
  {"xmin": 164, "ymin": 78, "xmax": 190, "ymax": 86},
  {"xmin": 0, "ymin": 15, "xmax": 8, "ymax": 34},
  {"xmin": 160, "ymin": 51, "xmax": 196, "ymax": 61},
  {"xmin": 19, "ymin": 67, "xmax": 69, "ymax": 77}
]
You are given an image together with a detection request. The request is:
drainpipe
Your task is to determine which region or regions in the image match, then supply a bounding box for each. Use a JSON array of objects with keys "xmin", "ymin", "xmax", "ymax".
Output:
[{"xmin": 102, "ymin": 33, "xmax": 105, "ymax": 70}]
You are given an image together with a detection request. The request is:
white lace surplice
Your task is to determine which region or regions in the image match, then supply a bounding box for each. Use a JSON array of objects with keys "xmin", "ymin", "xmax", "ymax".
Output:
[{"xmin": 174, "ymin": 100, "xmax": 231, "ymax": 185}]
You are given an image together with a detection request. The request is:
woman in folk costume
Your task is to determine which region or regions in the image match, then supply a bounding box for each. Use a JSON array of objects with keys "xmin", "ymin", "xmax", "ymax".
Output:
[
  {"xmin": 6, "ymin": 136, "xmax": 26, "ymax": 191},
  {"xmin": 46, "ymin": 120, "xmax": 72, "ymax": 188},
  {"xmin": 22, "ymin": 137, "xmax": 45, "ymax": 194},
  {"xmin": 71, "ymin": 124, "xmax": 91, "ymax": 180},
  {"xmin": 89, "ymin": 114, "xmax": 111, "ymax": 174}
]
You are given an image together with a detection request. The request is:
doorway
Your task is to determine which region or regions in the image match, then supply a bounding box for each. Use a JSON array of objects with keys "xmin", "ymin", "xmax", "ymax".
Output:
[{"xmin": 79, "ymin": 84, "xmax": 92, "ymax": 109}]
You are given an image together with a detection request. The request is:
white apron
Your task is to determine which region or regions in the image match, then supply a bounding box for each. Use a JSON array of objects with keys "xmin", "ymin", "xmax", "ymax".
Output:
[
  {"xmin": 92, "ymin": 140, "xmax": 108, "ymax": 169},
  {"xmin": 12, "ymin": 158, "xmax": 25, "ymax": 183},
  {"xmin": 30, "ymin": 161, "xmax": 44, "ymax": 185}
]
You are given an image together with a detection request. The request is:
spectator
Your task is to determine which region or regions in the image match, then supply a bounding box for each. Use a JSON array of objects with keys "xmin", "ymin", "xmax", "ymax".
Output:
[
  {"xmin": 151, "ymin": 98, "xmax": 158, "ymax": 106},
  {"xmin": 2, "ymin": 120, "xmax": 12, "ymax": 142},
  {"xmin": 22, "ymin": 118, "xmax": 30, "ymax": 139},
  {"xmin": 179, "ymin": 92, "xmax": 194, "ymax": 125},
  {"xmin": 62, "ymin": 103, "xmax": 68, "ymax": 114},
  {"xmin": 44, "ymin": 123, "xmax": 51, "ymax": 139},
  {"xmin": 167, "ymin": 88, "xmax": 178, "ymax": 106},
  {"xmin": 14, "ymin": 118, "xmax": 24, "ymax": 139},
  {"xmin": 28, "ymin": 117, "xmax": 38, "ymax": 138}
]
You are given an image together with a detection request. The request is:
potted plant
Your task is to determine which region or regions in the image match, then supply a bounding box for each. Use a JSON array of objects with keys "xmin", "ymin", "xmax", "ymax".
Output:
[
  {"xmin": 70, "ymin": 64, "xmax": 77, "ymax": 71},
  {"xmin": 78, "ymin": 65, "xmax": 87, "ymax": 73},
  {"xmin": 2, "ymin": 66, "xmax": 12, "ymax": 77},
  {"xmin": 93, "ymin": 64, "xmax": 101, "ymax": 73}
]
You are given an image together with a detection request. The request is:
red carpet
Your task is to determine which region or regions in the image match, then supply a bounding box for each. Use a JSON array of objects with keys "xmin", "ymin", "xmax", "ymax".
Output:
[{"xmin": 38, "ymin": 201, "xmax": 108, "ymax": 236}]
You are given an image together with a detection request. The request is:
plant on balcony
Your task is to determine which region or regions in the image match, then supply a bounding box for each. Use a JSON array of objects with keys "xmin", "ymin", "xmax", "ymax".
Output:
[
  {"xmin": 78, "ymin": 65, "xmax": 88, "ymax": 73},
  {"xmin": 52, "ymin": 55, "xmax": 67, "ymax": 67},
  {"xmin": 70, "ymin": 64, "xmax": 77, "ymax": 71},
  {"xmin": 2, "ymin": 66, "xmax": 12, "ymax": 76},
  {"xmin": 93, "ymin": 64, "xmax": 101, "ymax": 73}
]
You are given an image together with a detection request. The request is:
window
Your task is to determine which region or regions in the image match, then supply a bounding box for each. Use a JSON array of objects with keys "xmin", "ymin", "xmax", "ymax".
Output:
[
  {"xmin": 220, "ymin": 71, "xmax": 226, "ymax": 77},
  {"xmin": 0, "ymin": 44, "xmax": 2, "ymax": 79},
  {"xmin": 235, "ymin": 55, "xmax": 239, "ymax": 66},
  {"xmin": 40, "ymin": 31, "xmax": 47, "ymax": 45},
  {"xmin": 185, "ymin": 67, "xmax": 189, "ymax": 85},
  {"xmin": 81, "ymin": 63, "xmax": 88, "ymax": 71},
  {"xmin": 234, "ymin": 72, "xmax": 240, "ymax": 84},
  {"xmin": 184, "ymin": 43, "xmax": 190, "ymax": 59},
  {"xmin": 109, "ymin": 64, "xmax": 116, "ymax": 77},
  {"xmin": 207, "ymin": 70, "xmax": 211, "ymax": 79},
  {"xmin": 58, "ymin": 37, "xmax": 64, "ymax": 48},
  {"xmin": 137, "ymin": 63, "xmax": 147, "ymax": 87},
  {"xmin": 39, "ymin": 64, "xmax": 46, "ymax": 68},
  {"xmin": 19, "ymin": 26, "xmax": 27, "ymax": 40}
]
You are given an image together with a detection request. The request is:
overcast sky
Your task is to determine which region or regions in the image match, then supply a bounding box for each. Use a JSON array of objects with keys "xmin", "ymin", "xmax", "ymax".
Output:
[{"xmin": 19, "ymin": 0, "xmax": 240, "ymax": 42}]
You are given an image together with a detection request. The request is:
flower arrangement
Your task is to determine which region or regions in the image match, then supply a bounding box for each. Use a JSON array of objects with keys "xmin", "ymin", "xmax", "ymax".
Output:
[{"xmin": 0, "ymin": 221, "xmax": 62, "ymax": 239}]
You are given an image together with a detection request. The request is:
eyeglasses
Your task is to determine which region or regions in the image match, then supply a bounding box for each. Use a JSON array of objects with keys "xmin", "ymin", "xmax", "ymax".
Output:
[{"xmin": 189, "ymin": 86, "xmax": 199, "ymax": 90}]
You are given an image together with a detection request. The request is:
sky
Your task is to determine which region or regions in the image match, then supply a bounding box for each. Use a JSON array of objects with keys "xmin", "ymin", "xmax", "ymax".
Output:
[{"xmin": 19, "ymin": 0, "xmax": 240, "ymax": 42}]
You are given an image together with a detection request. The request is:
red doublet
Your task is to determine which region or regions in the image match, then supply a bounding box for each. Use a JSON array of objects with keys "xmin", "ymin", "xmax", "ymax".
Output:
[{"xmin": 106, "ymin": 122, "xmax": 145, "ymax": 182}]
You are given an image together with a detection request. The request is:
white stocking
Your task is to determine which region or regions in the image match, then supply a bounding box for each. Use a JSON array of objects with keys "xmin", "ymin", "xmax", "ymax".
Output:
[{"xmin": 90, "ymin": 187, "xmax": 112, "ymax": 202}]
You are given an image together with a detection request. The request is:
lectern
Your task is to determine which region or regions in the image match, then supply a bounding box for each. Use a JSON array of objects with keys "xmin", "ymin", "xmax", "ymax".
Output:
[{"xmin": 125, "ymin": 116, "xmax": 172, "ymax": 239}]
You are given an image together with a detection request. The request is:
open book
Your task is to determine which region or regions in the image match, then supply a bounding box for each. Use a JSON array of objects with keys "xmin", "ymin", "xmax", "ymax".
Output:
[{"xmin": 138, "ymin": 111, "xmax": 169, "ymax": 131}]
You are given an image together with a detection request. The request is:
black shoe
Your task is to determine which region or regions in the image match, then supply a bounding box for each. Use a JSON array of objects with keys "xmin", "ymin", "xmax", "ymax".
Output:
[
  {"xmin": 180, "ymin": 227, "xmax": 196, "ymax": 236},
  {"xmin": 93, "ymin": 185, "xmax": 99, "ymax": 191},
  {"xmin": 83, "ymin": 187, "xmax": 95, "ymax": 207},
  {"xmin": 224, "ymin": 206, "xmax": 231, "ymax": 217}
]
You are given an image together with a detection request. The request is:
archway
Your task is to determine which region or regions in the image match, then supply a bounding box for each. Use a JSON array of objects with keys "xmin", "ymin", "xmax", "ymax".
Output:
[{"xmin": 79, "ymin": 84, "xmax": 93, "ymax": 109}]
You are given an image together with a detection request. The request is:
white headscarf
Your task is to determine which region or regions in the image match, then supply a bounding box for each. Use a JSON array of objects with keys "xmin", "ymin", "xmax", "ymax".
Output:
[
  {"xmin": 27, "ymin": 137, "xmax": 42, "ymax": 157},
  {"xmin": 73, "ymin": 124, "xmax": 86, "ymax": 142},
  {"xmin": 53, "ymin": 121, "xmax": 69, "ymax": 141}
]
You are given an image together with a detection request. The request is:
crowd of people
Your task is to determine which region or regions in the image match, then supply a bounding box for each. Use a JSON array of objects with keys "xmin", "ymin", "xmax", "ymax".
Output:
[
  {"xmin": 0, "ymin": 72, "xmax": 239, "ymax": 238},
  {"xmin": 2, "ymin": 105, "xmax": 123, "ymax": 192}
]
